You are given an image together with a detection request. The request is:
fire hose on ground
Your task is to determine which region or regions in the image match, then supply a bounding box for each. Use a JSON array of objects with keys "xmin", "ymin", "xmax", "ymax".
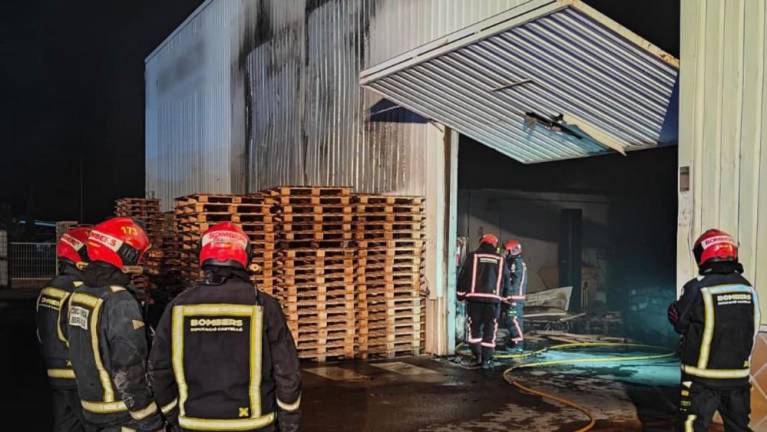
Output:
[{"xmin": 455, "ymin": 341, "xmax": 678, "ymax": 432}]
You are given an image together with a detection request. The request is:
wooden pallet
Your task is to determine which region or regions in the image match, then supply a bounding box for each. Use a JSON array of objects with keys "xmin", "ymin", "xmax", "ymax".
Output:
[
  {"xmin": 277, "ymin": 213, "xmax": 354, "ymax": 224},
  {"xmin": 354, "ymin": 230, "xmax": 425, "ymax": 241},
  {"xmin": 269, "ymin": 186, "xmax": 351, "ymax": 196},
  {"xmin": 175, "ymin": 193, "xmax": 262, "ymax": 206},
  {"xmin": 278, "ymin": 205, "xmax": 353, "ymax": 215}
]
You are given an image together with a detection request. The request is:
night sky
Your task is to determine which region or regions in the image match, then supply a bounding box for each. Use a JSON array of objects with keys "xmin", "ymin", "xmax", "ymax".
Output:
[
  {"xmin": 0, "ymin": 0, "xmax": 678, "ymax": 225},
  {"xmin": 0, "ymin": 0, "xmax": 203, "ymax": 224}
]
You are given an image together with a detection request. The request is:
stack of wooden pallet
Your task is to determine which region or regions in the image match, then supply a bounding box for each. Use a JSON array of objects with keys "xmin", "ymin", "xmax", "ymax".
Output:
[
  {"xmin": 175, "ymin": 194, "xmax": 238, "ymax": 283},
  {"xmin": 174, "ymin": 193, "xmax": 275, "ymax": 289},
  {"xmin": 271, "ymin": 187, "xmax": 355, "ymax": 361},
  {"xmin": 152, "ymin": 211, "xmax": 184, "ymax": 297},
  {"xmin": 233, "ymin": 193, "xmax": 276, "ymax": 295},
  {"xmin": 114, "ymin": 198, "xmax": 164, "ymax": 297},
  {"xmin": 354, "ymin": 195, "xmax": 426, "ymax": 358}
]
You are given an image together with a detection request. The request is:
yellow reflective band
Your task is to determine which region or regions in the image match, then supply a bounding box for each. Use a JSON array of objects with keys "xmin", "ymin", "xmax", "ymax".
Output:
[
  {"xmin": 681, "ymin": 390, "xmax": 689, "ymax": 397},
  {"xmin": 182, "ymin": 304, "xmax": 259, "ymax": 317},
  {"xmin": 73, "ymin": 281, "xmax": 83, "ymax": 287},
  {"xmin": 130, "ymin": 401, "xmax": 159, "ymax": 421},
  {"xmin": 698, "ymin": 289, "xmax": 715, "ymax": 369},
  {"xmin": 71, "ymin": 292, "xmax": 100, "ymax": 308},
  {"xmin": 47, "ymin": 368, "xmax": 76, "ymax": 379},
  {"xmin": 41, "ymin": 287, "xmax": 70, "ymax": 300},
  {"xmin": 81, "ymin": 399, "xmax": 128, "ymax": 413},
  {"xmin": 121, "ymin": 428, "xmax": 135, "ymax": 432},
  {"xmin": 56, "ymin": 292, "xmax": 72, "ymax": 346},
  {"xmin": 161, "ymin": 398, "xmax": 178, "ymax": 415},
  {"xmin": 276, "ymin": 395, "xmax": 301, "ymax": 412},
  {"xmin": 88, "ymin": 298, "xmax": 115, "ymax": 402},
  {"xmin": 172, "ymin": 306, "xmax": 188, "ymax": 417},
  {"xmin": 251, "ymin": 306, "xmax": 263, "ymax": 417},
  {"xmin": 178, "ymin": 412, "xmax": 275, "ymax": 431},
  {"xmin": 682, "ymin": 364, "xmax": 751, "ymax": 379},
  {"xmin": 685, "ymin": 414, "xmax": 696, "ymax": 432},
  {"xmin": 172, "ymin": 304, "xmax": 264, "ymax": 421}
]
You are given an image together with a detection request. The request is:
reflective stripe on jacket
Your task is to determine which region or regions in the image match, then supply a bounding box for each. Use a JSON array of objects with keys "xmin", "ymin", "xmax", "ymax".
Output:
[
  {"xmin": 671, "ymin": 265, "xmax": 759, "ymax": 388},
  {"xmin": 36, "ymin": 265, "xmax": 83, "ymax": 388},
  {"xmin": 149, "ymin": 269, "xmax": 301, "ymax": 432},
  {"xmin": 507, "ymin": 255, "xmax": 528, "ymax": 302},
  {"xmin": 457, "ymin": 245, "xmax": 511, "ymax": 304},
  {"xmin": 66, "ymin": 262, "xmax": 163, "ymax": 430}
]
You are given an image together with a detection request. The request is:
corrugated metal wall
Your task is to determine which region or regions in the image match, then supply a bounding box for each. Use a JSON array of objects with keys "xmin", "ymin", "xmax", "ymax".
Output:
[
  {"xmin": 146, "ymin": 0, "xmax": 528, "ymax": 205},
  {"xmin": 678, "ymin": 1, "xmax": 767, "ymax": 425},
  {"xmin": 247, "ymin": 0, "xmax": 529, "ymax": 194},
  {"xmin": 145, "ymin": 0, "xmax": 261, "ymax": 209},
  {"xmin": 677, "ymin": 0, "xmax": 766, "ymax": 312}
]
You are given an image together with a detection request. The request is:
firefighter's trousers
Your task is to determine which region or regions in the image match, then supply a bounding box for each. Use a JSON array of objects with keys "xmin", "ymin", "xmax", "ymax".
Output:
[
  {"xmin": 509, "ymin": 301, "xmax": 524, "ymax": 347},
  {"xmin": 466, "ymin": 301, "xmax": 500, "ymax": 362},
  {"xmin": 679, "ymin": 381, "xmax": 751, "ymax": 432},
  {"xmin": 51, "ymin": 387, "xmax": 85, "ymax": 432}
]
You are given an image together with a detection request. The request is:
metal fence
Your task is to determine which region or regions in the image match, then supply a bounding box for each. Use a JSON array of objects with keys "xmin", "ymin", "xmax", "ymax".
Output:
[{"xmin": 9, "ymin": 242, "xmax": 57, "ymax": 287}]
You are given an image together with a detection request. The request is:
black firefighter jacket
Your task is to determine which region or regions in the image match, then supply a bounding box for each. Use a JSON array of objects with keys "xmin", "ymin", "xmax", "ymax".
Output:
[
  {"xmin": 148, "ymin": 267, "xmax": 302, "ymax": 432},
  {"xmin": 670, "ymin": 261, "xmax": 760, "ymax": 388},
  {"xmin": 507, "ymin": 254, "xmax": 528, "ymax": 302},
  {"xmin": 457, "ymin": 243, "xmax": 512, "ymax": 304},
  {"xmin": 65, "ymin": 262, "xmax": 163, "ymax": 430},
  {"xmin": 36, "ymin": 262, "xmax": 84, "ymax": 388}
]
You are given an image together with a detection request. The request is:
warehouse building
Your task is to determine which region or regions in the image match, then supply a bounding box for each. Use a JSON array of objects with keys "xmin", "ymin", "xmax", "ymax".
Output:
[{"xmin": 146, "ymin": 0, "xmax": 767, "ymax": 421}]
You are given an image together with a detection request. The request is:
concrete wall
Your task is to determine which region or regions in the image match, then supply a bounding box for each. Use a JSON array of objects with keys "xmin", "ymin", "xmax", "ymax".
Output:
[{"xmin": 679, "ymin": 0, "xmax": 767, "ymax": 426}]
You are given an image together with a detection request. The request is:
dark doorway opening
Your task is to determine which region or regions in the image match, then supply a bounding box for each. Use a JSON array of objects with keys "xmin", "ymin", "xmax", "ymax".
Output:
[{"xmin": 456, "ymin": 136, "xmax": 678, "ymax": 345}]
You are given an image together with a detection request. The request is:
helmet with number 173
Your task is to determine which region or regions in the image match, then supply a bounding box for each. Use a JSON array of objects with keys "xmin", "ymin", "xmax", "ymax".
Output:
[{"xmin": 86, "ymin": 217, "xmax": 150, "ymax": 271}]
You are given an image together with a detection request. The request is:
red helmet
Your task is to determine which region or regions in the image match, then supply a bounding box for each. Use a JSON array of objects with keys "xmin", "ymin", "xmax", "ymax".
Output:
[
  {"xmin": 199, "ymin": 222, "xmax": 251, "ymax": 270},
  {"xmin": 87, "ymin": 217, "xmax": 150, "ymax": 270},
  {"xmin": 693, "ymin": 229, "xmax": 738, "ymax": 267},
  {"xmin": 504, "ymin": 239, "xmax": 522, "ymax": 256},
  {"xmin": 57, "ymin": 227, "xmax": 91, "ymax": 265},
  {"xmin": 480, "ymin": 234, "xmax": 499, "ymax": 248}
]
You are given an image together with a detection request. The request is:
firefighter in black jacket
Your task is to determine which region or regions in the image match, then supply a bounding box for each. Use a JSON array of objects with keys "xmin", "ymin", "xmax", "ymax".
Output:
[
  {"xmin": 66, "ymin": 217, "xmax": 164, "ymax": 431},
  {"xmin": 148, "ymin": 222, "xmax": 301, "ymax": 432},
  {"xmin": 503, "ymin": 239, "xmax": 527, "ymax": 352},
  {"xmin": 37, "ymin": 227, "xmax": 91, "ymax": 432},
  {"xmin": 457, "ymin": 234, "xmax": 511, "ymax": 369},
  {"xmin": 668, "ymin": 229, "xmax": 760, "ymax": 432}
]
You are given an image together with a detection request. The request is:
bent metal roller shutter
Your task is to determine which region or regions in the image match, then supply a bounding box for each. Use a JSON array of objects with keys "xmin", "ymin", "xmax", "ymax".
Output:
[{"xmin": 360, "ymin": 0, "xmax": 679, "ymax": 164}]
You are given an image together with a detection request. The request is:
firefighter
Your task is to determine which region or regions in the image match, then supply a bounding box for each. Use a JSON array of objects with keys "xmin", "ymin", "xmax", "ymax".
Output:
[
  {"xmin": 148, "ymin": 222, "xmax": 301, "ymax": 432},
  {"xmin": 36, "ymin": 227, "xmax": 91, "ymax": 432},
  {"xmin": 667, "ymin": 229, "xmax": 760, "ymax": 432},
  {"xmin": 66, "ymin": 217, "xmax": 164, "ymax": 431},
  {"xmin": 457, "ymin": 234, "xmax": 511, "ymax": 369},
  {"xmin": 503, "ymin": 239, "xmax": 527, "ymax": 352}
]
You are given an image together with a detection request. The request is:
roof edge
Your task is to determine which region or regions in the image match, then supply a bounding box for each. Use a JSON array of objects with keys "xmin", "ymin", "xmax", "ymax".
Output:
[{"xmin": 145, "ymin": 0, "xmax": 215, "ymax": 63}]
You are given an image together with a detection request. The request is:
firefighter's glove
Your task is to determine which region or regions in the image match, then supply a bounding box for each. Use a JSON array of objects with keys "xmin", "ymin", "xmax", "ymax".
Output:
[{"xmin": 667, "ymin": 303, "xmax": 679, "ymax": 325}]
